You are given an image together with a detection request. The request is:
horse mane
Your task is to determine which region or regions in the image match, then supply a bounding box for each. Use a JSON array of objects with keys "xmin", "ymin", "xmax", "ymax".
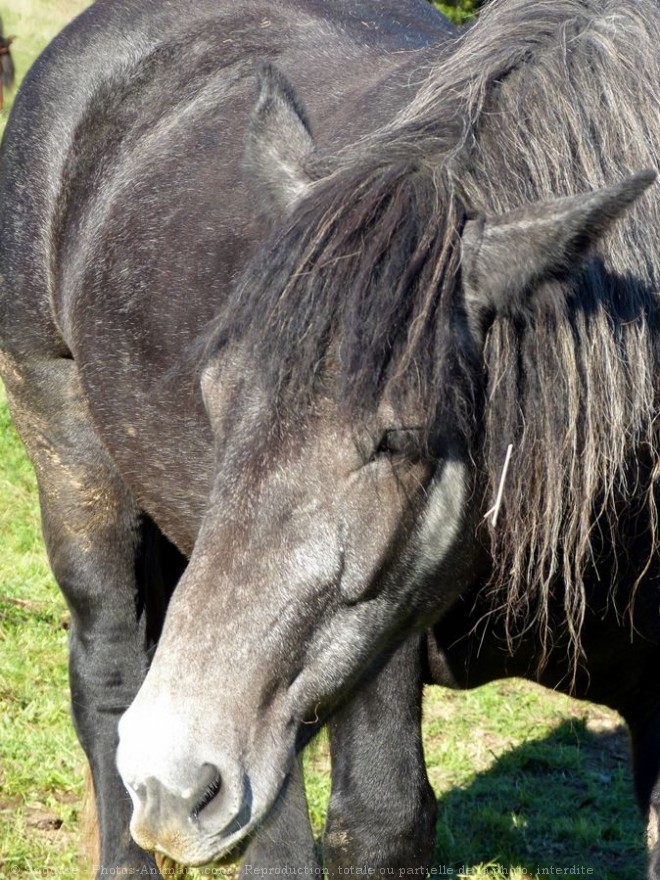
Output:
[
  {"xmin": 428, "ymin": 0, "xmax": 660, "ymax": 672},
  {"xmin": 213, "ymin": 0, "xmax": 660, "ymax": 678}
]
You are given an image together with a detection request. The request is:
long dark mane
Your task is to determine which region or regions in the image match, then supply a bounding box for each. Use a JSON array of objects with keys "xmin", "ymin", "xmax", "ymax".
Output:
[
  {"xmin": 431, "ymin": 0, "xmax": 660, "ymax": 668},
  {"xmin": 213, "ymin": 0, "xmax": 660, "ymax": 674}
]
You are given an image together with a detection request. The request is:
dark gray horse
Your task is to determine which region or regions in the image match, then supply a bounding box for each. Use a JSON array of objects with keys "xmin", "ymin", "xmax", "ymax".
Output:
[
  {"xmin": 0, "ymin": 0, "xmax": 455, "ymax": 874},
  {"xmin": 1, "ymin": 0, "xmax": 660, "ymax": 878}
]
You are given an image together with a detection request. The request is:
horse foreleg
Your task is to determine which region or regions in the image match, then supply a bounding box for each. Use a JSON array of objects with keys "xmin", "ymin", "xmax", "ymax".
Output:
[
  {"xmin": 649, "ymin": 800, "xmax": 660, "ymax": 880},
  {"xmin": 323, "ymin": 635, "xmax": 436, "ymax": 877},
  {"xmin": 624, "ymin": 696, "xmax": 660, "ymax": 880},
  {"xmin": 4, "ymin": 358, "xmax": 156, "ymax": 877},
  {"xmin": 634, "ymin": 719, "xmax": 660, "ymax": 880}
]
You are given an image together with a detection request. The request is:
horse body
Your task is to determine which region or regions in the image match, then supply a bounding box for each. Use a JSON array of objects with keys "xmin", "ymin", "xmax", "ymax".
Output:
[
  {"xmin": 2, "ymin": 0, "xmax": 660, "ymax": 876},
  {"xmin": 0, "ymin": 0, "xmax": 454, "ymax": 872}
]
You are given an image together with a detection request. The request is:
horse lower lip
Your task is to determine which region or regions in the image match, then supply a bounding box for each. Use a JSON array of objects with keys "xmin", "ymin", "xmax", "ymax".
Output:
[{"xmin": 204, "ymin": 832, "xmax": 252, "ymax": 867}]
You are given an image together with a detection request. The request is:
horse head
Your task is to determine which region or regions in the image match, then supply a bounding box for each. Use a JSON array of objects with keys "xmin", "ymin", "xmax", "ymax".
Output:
[{"xmin": 116, "ymin": 65, "xmax": 654, "ymax": 866}]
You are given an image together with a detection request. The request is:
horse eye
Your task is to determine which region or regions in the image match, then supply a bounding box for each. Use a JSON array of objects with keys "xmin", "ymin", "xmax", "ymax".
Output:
[{"xmin": 374, "ymin": 429, "xmax": 423, "ymax": 460}]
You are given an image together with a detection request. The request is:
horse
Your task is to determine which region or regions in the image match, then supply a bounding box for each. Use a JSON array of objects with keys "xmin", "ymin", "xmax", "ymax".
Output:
[
  {"xmin": 2, "ymin": 1, "xmax": 660, "ymax": 879},
  {"xmin": 0, "ymin": 0, "xmax": 456, "ymax": 874}
]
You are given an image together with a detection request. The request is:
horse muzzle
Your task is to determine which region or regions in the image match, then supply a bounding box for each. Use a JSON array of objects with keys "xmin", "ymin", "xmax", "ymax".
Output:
[
  {"xmin": 116, "ymin": 696, "xmax": 294, "ymax": 866},
  {"xmin": 121, "ymin": 762, "xmax": 250, "ymax": 865}
]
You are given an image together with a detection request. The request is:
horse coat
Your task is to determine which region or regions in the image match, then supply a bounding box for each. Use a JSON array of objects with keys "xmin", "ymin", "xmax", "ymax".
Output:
[{"xmin": 1, "ymin": 0, "xmax": 659, "ymax": 876}]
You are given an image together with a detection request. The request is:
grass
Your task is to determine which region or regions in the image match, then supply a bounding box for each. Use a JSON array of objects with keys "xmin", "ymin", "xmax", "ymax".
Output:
[
  {"xmin": 0, "ymin": 1, "xmax": 93, "ymax": 138},
  {"xmin": 0, "ymin": 382, "xmax": 84, "ymax": 873},
  {"xmin": 432, "ymin": 1, "xmax": 480, "ymax": 25},
  {"xmin": 423, "ymin": 685, "xmax": 645, "ymax": 878},
  {"xmin": 0, "ymin": 1, "xmax": 650, "ymax": 878}
]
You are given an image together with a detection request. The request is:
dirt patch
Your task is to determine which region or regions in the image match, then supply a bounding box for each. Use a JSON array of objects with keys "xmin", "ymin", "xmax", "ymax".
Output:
[
  {"xmin": 0, "ymin": 795, "xmax": 23, "ymax": 812},
  {"xmin": 27, "ymin": 810, "xmax": 63, "ymax": 831}
]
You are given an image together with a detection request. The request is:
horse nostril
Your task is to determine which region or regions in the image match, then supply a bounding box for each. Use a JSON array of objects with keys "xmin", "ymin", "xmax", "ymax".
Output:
[{"xmin": 191, "ymin": 764, "xmax": 222, "ymax": 820}]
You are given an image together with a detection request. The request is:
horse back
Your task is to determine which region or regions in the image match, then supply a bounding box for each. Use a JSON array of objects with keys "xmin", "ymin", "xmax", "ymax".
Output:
[{"xmin": 0, "ymin": 0, "xmax": 451, "ymax": 348}]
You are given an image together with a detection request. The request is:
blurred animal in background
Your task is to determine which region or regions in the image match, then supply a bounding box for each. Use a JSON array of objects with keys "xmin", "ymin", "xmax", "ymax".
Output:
[{"xmin": 0, "ymin": 15, "xmax": 15, "ymax": 112}]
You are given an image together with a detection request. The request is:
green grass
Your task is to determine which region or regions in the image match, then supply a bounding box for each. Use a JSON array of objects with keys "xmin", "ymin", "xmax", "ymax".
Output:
[
  {"xmin": 0, "ymin": 382, "xmax": 84, "ymax": 873},
  {"xmin": 0, "ymin": 1, "xmax": 93, "ymax": 138},
  {"xmin": 423, "ymin": 685, "xmax": 645, "ymax": 879},
  {"xmin": 432, "ymin": 1, "xmax": 480, "ymax": 25},
  {"xmin": 0, "ymin": 2, "xmax": 650, "ymax": 878}
]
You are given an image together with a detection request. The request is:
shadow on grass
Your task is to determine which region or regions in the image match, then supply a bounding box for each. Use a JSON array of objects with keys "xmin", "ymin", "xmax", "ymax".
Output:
[{"xmin": 432, "ymin": 720, "xmax": 646, "ymax": 879}]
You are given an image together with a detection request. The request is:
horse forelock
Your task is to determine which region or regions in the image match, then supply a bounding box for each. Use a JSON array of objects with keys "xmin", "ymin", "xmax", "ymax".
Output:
[
  {"xmin": 210, "ymin": 0, "xmax": 660, "ymax": 682},
  {"xmin": 211, "ymin": 154, "xmax": 479, "ymax": 443}
]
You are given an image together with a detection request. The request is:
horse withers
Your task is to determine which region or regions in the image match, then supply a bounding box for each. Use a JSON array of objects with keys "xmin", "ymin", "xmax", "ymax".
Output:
[{"xmin": 1, "ymin": 0, "xmax": 660, "ymax": 877}]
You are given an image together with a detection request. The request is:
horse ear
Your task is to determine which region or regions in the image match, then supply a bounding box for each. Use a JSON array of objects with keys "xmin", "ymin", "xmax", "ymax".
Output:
[
  {"xmin": 245, "ymin": 62, "xmax": 316, "ymax": 220},
  {"xmin": 461, "ymin": 170, "xmax": 657, "ymax": 336}
]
